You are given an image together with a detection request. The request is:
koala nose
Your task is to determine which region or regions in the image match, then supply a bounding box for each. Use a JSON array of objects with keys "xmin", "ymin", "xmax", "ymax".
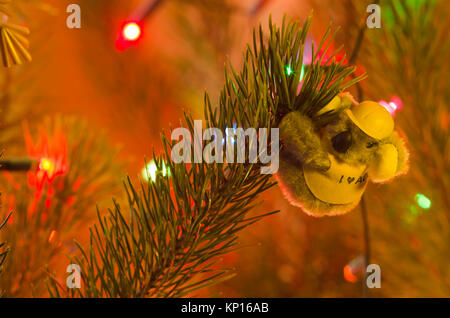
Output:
[{"xmin": 332, "ymin": 131, "xmax": 352, "ymax": 153}]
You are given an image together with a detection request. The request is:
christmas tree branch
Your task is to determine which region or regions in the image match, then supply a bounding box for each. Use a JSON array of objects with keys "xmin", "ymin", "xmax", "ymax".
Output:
[
  {"xmin": 48, "ymin": 14, "xmax": 364, "ymax": 298},
  {"xmin": 0, "ymin": 211, "xmax": 11, "ymax": 297},
  {"xmin": 0, "ymin": 116, "xmax": 123, "ymax": 297}
]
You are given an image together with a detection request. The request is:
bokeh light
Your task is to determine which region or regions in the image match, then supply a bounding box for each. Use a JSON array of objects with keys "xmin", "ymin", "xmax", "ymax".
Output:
[
  {"xmin": 415, "ymin": 193, "xmax": 431, "ymax": 209},
  {"xmin": 142, "ymin": 160, "xmax": 169, "ymax": 182},
  {"xmin": 343, "ymin": 265, "xmax": 358, "ymax": 283},
  {"xmin": 285, "ymin": 65, "xmax": 293, "ymax": 76},
  {"xmin": 378, "ymin": 96, "xmax": 403, "ymax": 117},
  {"xmin": 39, "ymin": 158, "xmax": 55, "ymax": 177},
  {"xmin": 123, "ymin": 22, "xmax": 141, "ymax": 41}
]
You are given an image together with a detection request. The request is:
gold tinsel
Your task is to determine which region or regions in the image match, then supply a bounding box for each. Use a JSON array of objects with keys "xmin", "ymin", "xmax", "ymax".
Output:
[
  {"xmin": 0, "ymin": 0, "xmax": 31, "ymax": 67},
  {"xmin": 0, "ymin": 22, "xmax": 31, "ymax": 67}
]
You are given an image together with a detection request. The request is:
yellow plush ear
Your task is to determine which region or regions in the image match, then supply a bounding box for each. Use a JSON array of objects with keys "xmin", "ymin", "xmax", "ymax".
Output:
[
  {"xmin": 316, "ymin": 92, "xmax": 357, "ymax": 116},
  {"xmin": 339, "ymin": 91, "xmax": 358, "ymax": 108},
  {"xmin": 369, "ymin": 143, "xmax": 398, "ymax": 183}
]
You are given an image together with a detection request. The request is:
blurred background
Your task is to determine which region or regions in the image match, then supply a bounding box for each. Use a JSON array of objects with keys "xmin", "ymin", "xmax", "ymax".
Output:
[{"xmin": 0, "ymin": 0, "xmax": 448, "ymax": 297}]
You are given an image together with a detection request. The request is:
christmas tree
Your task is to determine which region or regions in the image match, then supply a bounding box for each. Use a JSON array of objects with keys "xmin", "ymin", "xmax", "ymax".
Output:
[{"xmin": 0, "ymin": 0, "xmax": 448, "ymax": 299}]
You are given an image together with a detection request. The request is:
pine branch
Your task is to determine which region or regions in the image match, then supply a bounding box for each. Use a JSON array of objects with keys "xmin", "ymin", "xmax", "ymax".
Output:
[
  {"xmin": 0, "ymin": 211, "xmax": 11, "ymax": 297},
  {"xmin": 0, "ymin": 150, "xmax": 11, "ymax": 298},
  {"xmin": 0, "ymin": 116, "xmax": 123, "ymax": 297},
  {"xmin": 48, "ymin": 14, "xmax": 364, "ymax": 298},
  {"xmin": 0, "ymin": 212, "xmax": 11, "ymax": 268}
]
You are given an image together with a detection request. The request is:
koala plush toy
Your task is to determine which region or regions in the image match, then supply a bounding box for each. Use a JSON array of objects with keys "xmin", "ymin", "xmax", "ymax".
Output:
[{"xmin": 276, "ymin": 92, "xmax": 409, "ymax": 217}]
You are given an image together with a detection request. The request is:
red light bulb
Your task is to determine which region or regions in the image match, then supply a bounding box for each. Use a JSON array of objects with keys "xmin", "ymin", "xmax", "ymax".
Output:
[
  {"xmin": 116, "ymin": 21, "xmax": 143, "ymax": 50},
  {"xmin": 123, "ymin": 22, "xmax": 141, "ymax": 41}
]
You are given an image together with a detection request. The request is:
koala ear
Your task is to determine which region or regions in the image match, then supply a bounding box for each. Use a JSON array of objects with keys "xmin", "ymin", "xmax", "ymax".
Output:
[
  {"xmin": 339, "ymin": 91, "xmax": 358, "ymax": 109},
  {"xmin": 316, "ymin": 95, "xmax": 342, "ymax": 116},
  {"xmin": 369, "ymin": 143, "xmax": 398, "ymax": 183},
  {"xmin": 383, "ymin": 130, "xmax": 410, "ymax": 177},
  {"xmin": 316, "ymin": 92, "xmax": 357, "ymax": 118}
]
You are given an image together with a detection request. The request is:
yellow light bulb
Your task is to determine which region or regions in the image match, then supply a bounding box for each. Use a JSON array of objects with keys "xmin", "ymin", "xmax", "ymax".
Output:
[
  {"xmin": 39, "ymin": 158, "xmax": 55, "ymax": 176},
  {"xmin": 141, "ymin": 160, "xmax": 170, "ymax": 182}
]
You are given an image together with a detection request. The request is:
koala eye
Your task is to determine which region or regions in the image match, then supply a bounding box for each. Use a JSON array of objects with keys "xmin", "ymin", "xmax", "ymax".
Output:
[
  {"xmin": 332, "ymin": 130, "xmax": 352, "ymax": 153},
  {"xmin": 366, "ymin": 142, "xmax": 378, "ymax": 148}
]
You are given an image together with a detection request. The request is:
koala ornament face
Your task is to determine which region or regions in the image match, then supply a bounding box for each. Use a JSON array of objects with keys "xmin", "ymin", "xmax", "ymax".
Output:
[
  {"xmin": 276, "ymin": 94, "xmax": 408, "ymax": 217},
  {"xmin": 321, "ymin": 106, "xmax": 383, "ymax": 167}
]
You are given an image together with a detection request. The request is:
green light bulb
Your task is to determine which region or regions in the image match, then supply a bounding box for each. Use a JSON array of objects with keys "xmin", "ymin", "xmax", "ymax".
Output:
[
  {"xmin": 415, "ymin": 193, "xmax": 431, "ymax": 209},
  {"xmin": 285, "ymin": 65, "xmax": 293, "ymax": 76}
]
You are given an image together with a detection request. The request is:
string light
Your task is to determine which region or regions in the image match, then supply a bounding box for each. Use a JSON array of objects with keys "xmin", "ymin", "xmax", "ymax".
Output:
[
  {"xmin": 343, "ymin": 255, "xmax": 365, "ymax": 283},
  {"xmin": 222, "ymin": 124, "xmax": 237, "ymax": 145},
  {"xmin": 378, "ymin": 96, "xmax": 403, "ymax": 117},
  {"xmin": 415, "ymin": 193, "xmax": 431, "ymax": 209},
  {"xmin": 116, "ymin": 21, "xmax": 143, "ymax": 50},
  {"xmin": 285, "ymin": 65, "xmax": 293, "ymax": 76},
  {"xmin": 142, "ymin": 160, "xmax": 169, "ymax": 182},
  {"xmin": 39, "ymin": 157, "xmax": 55, "ymax": 177},
  {"xmin": 123, "ymin": 22, "xmax": 141, "ymax": 41},
  {"xmin": 343, "ymin": 265, "xmax": 358, "ymax": 283}
]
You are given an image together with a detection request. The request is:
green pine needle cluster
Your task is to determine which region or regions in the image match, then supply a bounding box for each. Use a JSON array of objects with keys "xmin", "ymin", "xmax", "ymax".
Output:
[{"xmin": 47, "ymin": 15, "xmax": 364, "ymax": 298}]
